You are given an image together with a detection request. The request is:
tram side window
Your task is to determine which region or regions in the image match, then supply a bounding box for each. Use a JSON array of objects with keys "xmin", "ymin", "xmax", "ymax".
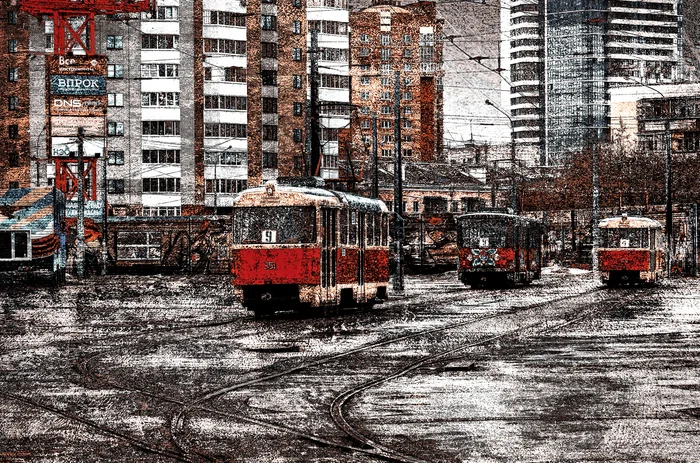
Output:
[
  {"xmin": 366, "ymin": 213, "xmax": 374, "ymax": 245},
  {"xmin": 233, "ymin": 206, "xmax": 316, "ymax": 244},
  {"xmin": 349, "ymin": 210, "xmax": 357, "ymax": 245},
  {"xmin": 381, "ymin": 214, "xmax": 388, "ymax": 246},
  {"xmin": 340, "ymin": 209, "xmax": 348, "ymax": 245},
  {"xmin": 373, "ymin": 214, "xmax": 382, "ymax": 246}
]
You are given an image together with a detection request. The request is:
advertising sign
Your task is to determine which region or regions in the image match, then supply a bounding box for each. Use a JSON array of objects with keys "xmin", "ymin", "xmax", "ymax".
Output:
[
  {"xmin": 50, "ymin": 96, "xmax": 107, "ymax": 117},
  {"xmin": 50, "ymin": 75, "xmax": 106, "ymax": 96},
  {"xmin": 51, "ymin": 137, "xmax": 105, "ymax": 158},
  {"xmin": 47, "ymin": 55, "xmax": 107, "ymax": 76},
  {"xmin": 51, "ymin": 116, "xmax": 105, "ymax": 137}
]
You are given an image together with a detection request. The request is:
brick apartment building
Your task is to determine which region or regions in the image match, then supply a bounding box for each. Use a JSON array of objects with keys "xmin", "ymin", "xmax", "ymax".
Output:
[
  {"xmin": 344, "ymin": 0, "xmax": 444, "ymax": 171},
  {"xmin": 0, "ymin": 1, "xmax": 31, "ymax": 190}
]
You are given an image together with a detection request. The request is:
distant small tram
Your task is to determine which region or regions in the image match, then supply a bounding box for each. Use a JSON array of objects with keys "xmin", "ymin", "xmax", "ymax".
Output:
[
  {"xmin": 230, "ymin": 182, "xmax": 390, "ymax": 316},
  {"xmin": 598, "ymin": 215, "xmax": 664, "ymax": 286},
  {"xmin": 456, "ymin": 212, "xmax": 543, "ymax": 288}
]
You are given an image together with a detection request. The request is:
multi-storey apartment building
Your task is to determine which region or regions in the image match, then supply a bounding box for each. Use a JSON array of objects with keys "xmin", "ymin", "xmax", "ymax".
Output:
[
  {"xmin": 0, "ymin": 2, "xmax": 31, "ymax": 190},
  {"xmin": 21, "ymin": 0, "xmax": 351, "ymax": 215},
  {"xmin": 347, "ymin": 0, "xmax": 444, "ymax": 167},
  {"xmin": 501, "ymin": 0, "xmax": 684, "ymax": 166}
]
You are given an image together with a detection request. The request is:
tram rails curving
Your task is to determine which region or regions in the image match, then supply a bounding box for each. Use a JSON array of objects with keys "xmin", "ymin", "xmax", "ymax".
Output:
[{"xmin": 2, "ymin": 282, "xmax": 651, "ymax": 463}]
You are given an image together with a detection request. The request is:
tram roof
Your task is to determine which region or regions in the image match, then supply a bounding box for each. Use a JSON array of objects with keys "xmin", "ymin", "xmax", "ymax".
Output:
[
  {"xmin": 599, "ymin": 216, "xmax": 663, "ymax": 229},
  {"xmin": 456, "ymin": 212, "xmax": 542, "ymax": 226},
  {"xmin": 234, "ymin": 185, "xmax": 388, "ymax": 213}
]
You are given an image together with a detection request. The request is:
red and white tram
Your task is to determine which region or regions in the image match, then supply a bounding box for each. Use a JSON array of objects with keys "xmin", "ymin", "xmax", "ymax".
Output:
[
  {"xmin": 598, "ymin": 214, "xmax": 664, "ymax": 286},
  {"xmin": 230, "ymin": 182, "xmax": 390, "ymax": 316}
]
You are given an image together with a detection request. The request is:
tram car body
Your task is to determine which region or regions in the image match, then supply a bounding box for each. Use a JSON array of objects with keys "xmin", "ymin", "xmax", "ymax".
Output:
[
  {"xmin": 456, "ymin": 212, "xmax": 543, "ymax": 288},
  {"xmin": 0, "ymin": 187, "xmax": 66, "ymax": 283},
  {"xmin": 230, "ymin": 183, "xmax": 390, "ymax": 316},
  {"xmin": 598, "ymin": 215, "xmax": 663, "ymax": 286}
]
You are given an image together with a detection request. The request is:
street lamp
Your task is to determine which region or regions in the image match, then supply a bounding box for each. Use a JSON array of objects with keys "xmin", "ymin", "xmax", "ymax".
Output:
[{"xmin": 485, "ymin": 99, "xmax": 517, "ymax": 212}]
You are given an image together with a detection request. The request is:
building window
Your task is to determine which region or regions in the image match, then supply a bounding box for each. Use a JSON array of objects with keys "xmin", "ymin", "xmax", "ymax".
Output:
[
  {"xmin": 9, "ymin": 152, "xmax": 19, "ymax": 167},
  {"xmin": 204, "ymin": 39, "xmax": 247, "ymax": 54},
  {"xmin": 140, "ymin": 64, "xmax": 179, "ymax": 78},
  {"xmin": 403, "ymin": 49, "xmax": 412, "ymax": 58},
  {"xmin": 108, "ymin": 93, "xmax": 124, "ymax": 107},
  {"xmin": 107, "ymin": 179, "xmax": 125, "ymax": 194},
  {"xmin": 381, "ymin": 77, "xmax": 392, "ymax": 86},
  {"xmin": 293, "ymin": 129, "xmax": 303, "ymax": 143},
  {"xmin": 359, "ymin": 106, "xmax": 369, "ymax": 114},
  {"xmin": 8, "ymin": 68, "xmax": 18, "ymax": 82},
  {"xmin": 293, "ymin": 75, "xmax": 302, "ymax": 88},
  {"xmin": 403, "ymin": 34, "xmax": 412, "ymax": 44},
  {"xmin": 142, "ymin": 34, "xmax": 179, "ymax": 49},
  {"xmin": 403, "ymin": 63, "xmax": 412, "ymax": 71},
  {"xmin": 8, "ymin": 125, "xmax": 18, "ymax": 139},
  {"xmin": 262, "ymin": 70, "xmax": 278, "ymax": 86},
  {"xmin": 142, "ymin": 178, "xmax": 181, "ymax": 193},
  {"xmin": 360, "ymin": 120, "xmax": 370, "ymax": 129},
  {"xmin": 292, "ymin": 20, "xmax": 302, "ymax": 34},
  {"xmin": 150, "ymin": 6, "xmax": 179, "ymax": 20},
  {"xmin": 292, "ymin": 0, "xmax": 301, "ymax": 7},
  {"xmin": 360, "ymin": 48, "xmax": 369, "ymax": 57},
  {"xmin": 8, "ymin": 11, "xmax": 18, "ymax": 25},
  {"xmin": 204, "ymin": 11, "xmax": 247, "ymax": 26},
  {"xmin": 262, "ymin": 97, "xmax": 278, "ymax": 114},
  {"xmin": 8, "ymin": 39, "xmax": 18, "ymax": 53},
  {"xmin": 225, "ymin": 66, "xmax": 246, "ymax": 82},
  {"xmin": 381, "ymin": 64, "xmax": 391, "ymax": 74},
  {"xmin": 403, "ymin": 119, "xmax": 413, "ymax": 128},
  {"xmin": 360, "ymin": 92, "xmax": 369, "ymax": 101},
  {"xmin": 380, "ymin": 35, "xmax": 391, "ymax": 46},
  {"xmin": 402, "ymin": 92, "xmax": 413, "ymax": 100},
  {"xmin": 404, "ymin": 106, "xmax": 413, "ymax": 115},
  {"xmin": 108, "ymin": 150, "xmax": 125, "ymax": 165},
  {"xmin": 142, "ymin": 92, "xmax": 180, "ymax": 107},
  {"xmin": 107, "ymin": 64, "xmax": 124, "ymax": 79},
  {"xmin": 403, "ymin": 148, "xmax": 413, "ymax": 158},
  {"xmin": 403, "ymin": 77, "xmax": 412, "ymax": 85},
  {"xmin": 293, "ymin": 102, "xmax": 303, "ymax": 116},
  {"xmin": 142, "ymin": 121, "xmax": 180, "ymax": 136},
  {"xmin": 262, "ymin": 42, "xmax": 277, "ymax": 58},
  {"xmin": 45, "ymin": 34, "xmax": 53, "ymax": 50},
  {"xmin": 108, "ymin": 121, "xmax": 124, "ymax": 136},
  {"xmin": 262, "ymin": 151, "xmax": 278, "ymax": 168},
  {"xmin": 8, "ymin": 96, "xmax": 18, "ymax": 110},
  {"xmin": 204, "ymin": 95, "xmax": 247, "ymax": 110},
  {"xmin": 360, "ymin": 64, "xmax": 370, "ymax": 71},
  {"xmin": 261, "ymin": 15, "xmax": 277, "ymax": 31},
  {"xmin": 381, "ymin": 148, "xmax": 392, "ymax": 157},
  {"xmin": 142, "ymin": 206, "xmax": 181, "ymax": 217},
  {"xmin": 205, "ymin": 151, "xmax": 243, "ymax": 165},
  {"xmin": 360, "ymin": 76, "xmax": 370, "ymax": 85},
  {"xmin": 360, "ymin": 34, "xmax": 369, "ymax": 43},
  {"xmin": 204, "ymin": 68, "xmax": 212, "ymax": 81},
  {"xmin": 292, "ymin": 48, "xmax": 302, "ymax": 61},
  {"xmin": 381, "ymin": 120, "xmax": 391, "ymax": 129},
  {"xmin": 262, "ymin": 125, "xmax": 278, "ymax": 141},
  {"xmin": 143, "ymin": 149, "xmax": 181, "ymax": 164},
  {"xmin": 381, "ymin": 92, "xmax": 391, "ymax": 101},
  {"xmin": 205, "ymin": 179, "xmax": 247, "ymax": 194},
  {"xmin": 106, "ymin": 35, "xmax": 123, "ymax": 49},
  {"xmin": 382, "ymin": 135, "xmax": 393, "ymax": 144},
  {"xmin": 204, "ymin": 123, "xmax": 247, "ymax": 138},
  {"xmin": 380, "ymin": 48, "xmax": 391, "ymax": 61},
  {"xmin": 381, "ymin": 105, "xmax": 391, "ymax": 114}
]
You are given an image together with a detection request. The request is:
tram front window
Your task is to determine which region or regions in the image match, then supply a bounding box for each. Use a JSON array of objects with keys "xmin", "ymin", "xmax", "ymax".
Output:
[
  {"xmin": 601, "ymin": 228, "xmax": 649, "ymax": 248},
  {"xmin": 460, "ymin": 219, "xmax": 511, "ymax": 248},
  {"xmin": 233, "ymin": 206, "xmax": 316, "ymax": 244}
]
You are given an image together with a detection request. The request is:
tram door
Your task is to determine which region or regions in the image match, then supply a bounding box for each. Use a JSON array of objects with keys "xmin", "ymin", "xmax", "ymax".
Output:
[
  {"xmin": 321, "ymin": 208, "xmax": 337, "ymax": 304},
  {"xmin": 357, "ymin": 212, "xmax": 366, "ymax": 301}
]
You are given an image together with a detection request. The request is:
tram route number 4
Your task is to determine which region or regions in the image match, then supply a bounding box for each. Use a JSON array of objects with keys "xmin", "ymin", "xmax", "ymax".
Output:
[{"xmin": 262, "ymin": 229, "xmax": 277, "ymax": 243}]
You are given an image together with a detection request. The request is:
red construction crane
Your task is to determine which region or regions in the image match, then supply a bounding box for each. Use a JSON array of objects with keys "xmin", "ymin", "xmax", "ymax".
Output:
[{"xmin": 21, "ymin": 0, "xmax": 155, "ymax": 55}]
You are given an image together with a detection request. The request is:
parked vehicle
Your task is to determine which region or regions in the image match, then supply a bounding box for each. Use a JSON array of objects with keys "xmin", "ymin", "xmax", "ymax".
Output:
[
  {"xmin": 598, "ymin": 214, "xmax": 664, "ymax": 286},
  {"xmin": 230, "ymin": 182, "xmax": 390, "ymax": 316},
  {"xmin": 456, "ymin": 212, "xmax": 543, "ymax": 288}
]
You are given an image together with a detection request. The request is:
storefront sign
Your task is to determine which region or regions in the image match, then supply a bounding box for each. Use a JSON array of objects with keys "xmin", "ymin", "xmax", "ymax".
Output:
[
  {"xmin": 50, "ymin": 96, "xmax": 106, "ymax": 117},
  {"xmin": 51, "ymin": 116, "xmax": 105, "ymax": 137},
  {"xmin": 47, "ymin": 55, "xmax": 107, "ymax": 76},
  {"xmin": 50, "ymin": 75, "xmax": 106, "ymax": 96}
]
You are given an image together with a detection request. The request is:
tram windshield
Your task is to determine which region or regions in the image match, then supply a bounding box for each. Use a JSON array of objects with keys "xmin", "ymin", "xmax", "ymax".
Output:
[
  {"xmin": 600, "ymin": 228, "xmax": 649, "ymax": 248},
  {"xmin": 459, "ymin": 218, "xmax": 511, "ymax": 248},
  {"xmin": 233, "ymin": 206, "xmax": 316, "ymax": 244}
]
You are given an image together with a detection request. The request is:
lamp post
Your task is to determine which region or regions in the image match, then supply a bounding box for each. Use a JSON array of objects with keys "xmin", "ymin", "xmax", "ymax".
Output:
[{"xmin": 485, "ymin": 99, "xmax": 517, "ymax": 212}]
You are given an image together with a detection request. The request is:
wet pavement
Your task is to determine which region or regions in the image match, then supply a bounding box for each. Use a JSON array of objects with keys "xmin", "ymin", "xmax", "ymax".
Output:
[{"xmin": 0, "ymin": 268, "xmax": 698, "ymax": 462}]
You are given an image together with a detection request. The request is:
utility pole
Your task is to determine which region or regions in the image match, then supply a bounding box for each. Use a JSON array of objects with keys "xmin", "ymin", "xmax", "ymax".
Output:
[
  {"xmin": 592, "ymin": 142, "xmax": 600, "ymax": 273},
  {"xmin": 392, "ymin": 70, "xmax": 403, "ymax": 291},
  {"xmin": 664, "ymin": 116, "xmax": 672, "ymax": 276},
  {"xmin": 102, "ymin": 110, "xmax": 108, "ymax": 275},
  {"xmin": 372, "ymin": 112, "xmax": 378, "ymax": 199},
  {"xmin": 309, "ymin": 28, "xmax": 321, "ymax": 177},
  {"xmin": 76, "ymin": 126, "xmax": 85, "ymax": 279}
]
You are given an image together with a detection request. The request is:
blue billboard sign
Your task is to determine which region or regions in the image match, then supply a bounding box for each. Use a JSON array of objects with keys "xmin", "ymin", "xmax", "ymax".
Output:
[{"xmin": 50, "ymin": 75, "xmax": 106, "ymax": 96}]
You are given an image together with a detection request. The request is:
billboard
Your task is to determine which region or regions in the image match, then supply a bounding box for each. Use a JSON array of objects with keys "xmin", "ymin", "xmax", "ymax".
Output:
[
  {"xmin": 50, "ymin": 96, "xmax": 106, "ymax": 117},
  {"xmin": 51, "ymin": 116, "xmax": 105, "ymax": 137},
  {"xmin": 51, "ymin": 137, "xmax": 105, "ymax": 158},
  {"xmin": 47, "ymin": 55, "xmax": 107, "ymax": 76},
  {"xmin": 51, "ymin": 75, "xmax": 106, "ymax": 96}
]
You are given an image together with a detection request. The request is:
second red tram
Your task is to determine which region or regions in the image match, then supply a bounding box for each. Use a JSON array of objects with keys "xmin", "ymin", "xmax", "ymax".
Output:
[
  {"xmin": 598, "ymin": 215, "xmax": 664, "ymax": 286},
  {"xmin": 230, "ymin": 183, "xmax": 390, "ymax": 316},
  {"xmin": 456, "ymin": 213, "xmax": 543, "ymax": 288}
]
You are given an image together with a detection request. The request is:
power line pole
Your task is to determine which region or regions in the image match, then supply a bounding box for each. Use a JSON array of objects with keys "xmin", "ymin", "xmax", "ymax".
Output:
[
  {"xmin": 372, "ymin": 112, "xmax": 378, "ymax": 199},
  {"xmin": 76, "ymin": 126, "xmax": 85, "ymax": 279},
  {"xmin": 309, "ymin": 28, "xmax": 321, "ymax": 176},
  {"xmin": 392, "ymin": 70, "xmax": 403, "ymax": 291},
  {"xmin": 664, "ymin": 116, "xmax": 672, "ymax": 276},
  {"xmin": 102, "ymin": 110, "xmax": 108, "ymax": 275}
]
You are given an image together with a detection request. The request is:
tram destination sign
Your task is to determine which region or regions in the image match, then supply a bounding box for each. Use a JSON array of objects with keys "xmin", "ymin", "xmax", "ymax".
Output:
[
  {"xmin": 50, "ymin": 75, "xmax": 106, "ymax": 96},
  {"xmin": 47, "ymin": 55, "xmax": 107, "ymax": 76}
]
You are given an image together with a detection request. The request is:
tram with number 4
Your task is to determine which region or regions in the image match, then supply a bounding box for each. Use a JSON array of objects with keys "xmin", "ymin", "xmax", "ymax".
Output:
[
  {"xmin": 456, "ymin": 212, "xmax": 544, "ymax": 288},
  {"xmin": 598, "ymin": 214, "xmax": 664, "ymax": 286},
  {"xmin": 230, "ymin": 181, "xmax": 390, "ymax": 317}
]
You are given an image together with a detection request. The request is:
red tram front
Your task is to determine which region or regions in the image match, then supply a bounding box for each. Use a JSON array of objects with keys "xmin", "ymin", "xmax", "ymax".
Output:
[
  {"xmin": 598, "ymin": 215, "xmax": 664, "ymax": 286},
  {"xmin": 456, "ymin": 213, "xmax": 543, "ymax": 288},
  {"xmin": 230, "ymin": 183, "xmax": 390, "ymax": 316}
]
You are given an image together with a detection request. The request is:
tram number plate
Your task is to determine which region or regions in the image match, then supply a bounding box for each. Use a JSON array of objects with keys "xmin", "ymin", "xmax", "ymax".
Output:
[
  {"xmin": 264, "ymin": 261, "xmax": 276, "ymax": 270},
  {"xmin": 479, "ymin": 237, "xmax": 490, "ymax": 248},
  {"xmin": 262, "ymin": 230, "xmax": 277, "ymax": 243},
  {"xmin": 620, "ymin": 239, "xmax": 630, "ymax": 248}
]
